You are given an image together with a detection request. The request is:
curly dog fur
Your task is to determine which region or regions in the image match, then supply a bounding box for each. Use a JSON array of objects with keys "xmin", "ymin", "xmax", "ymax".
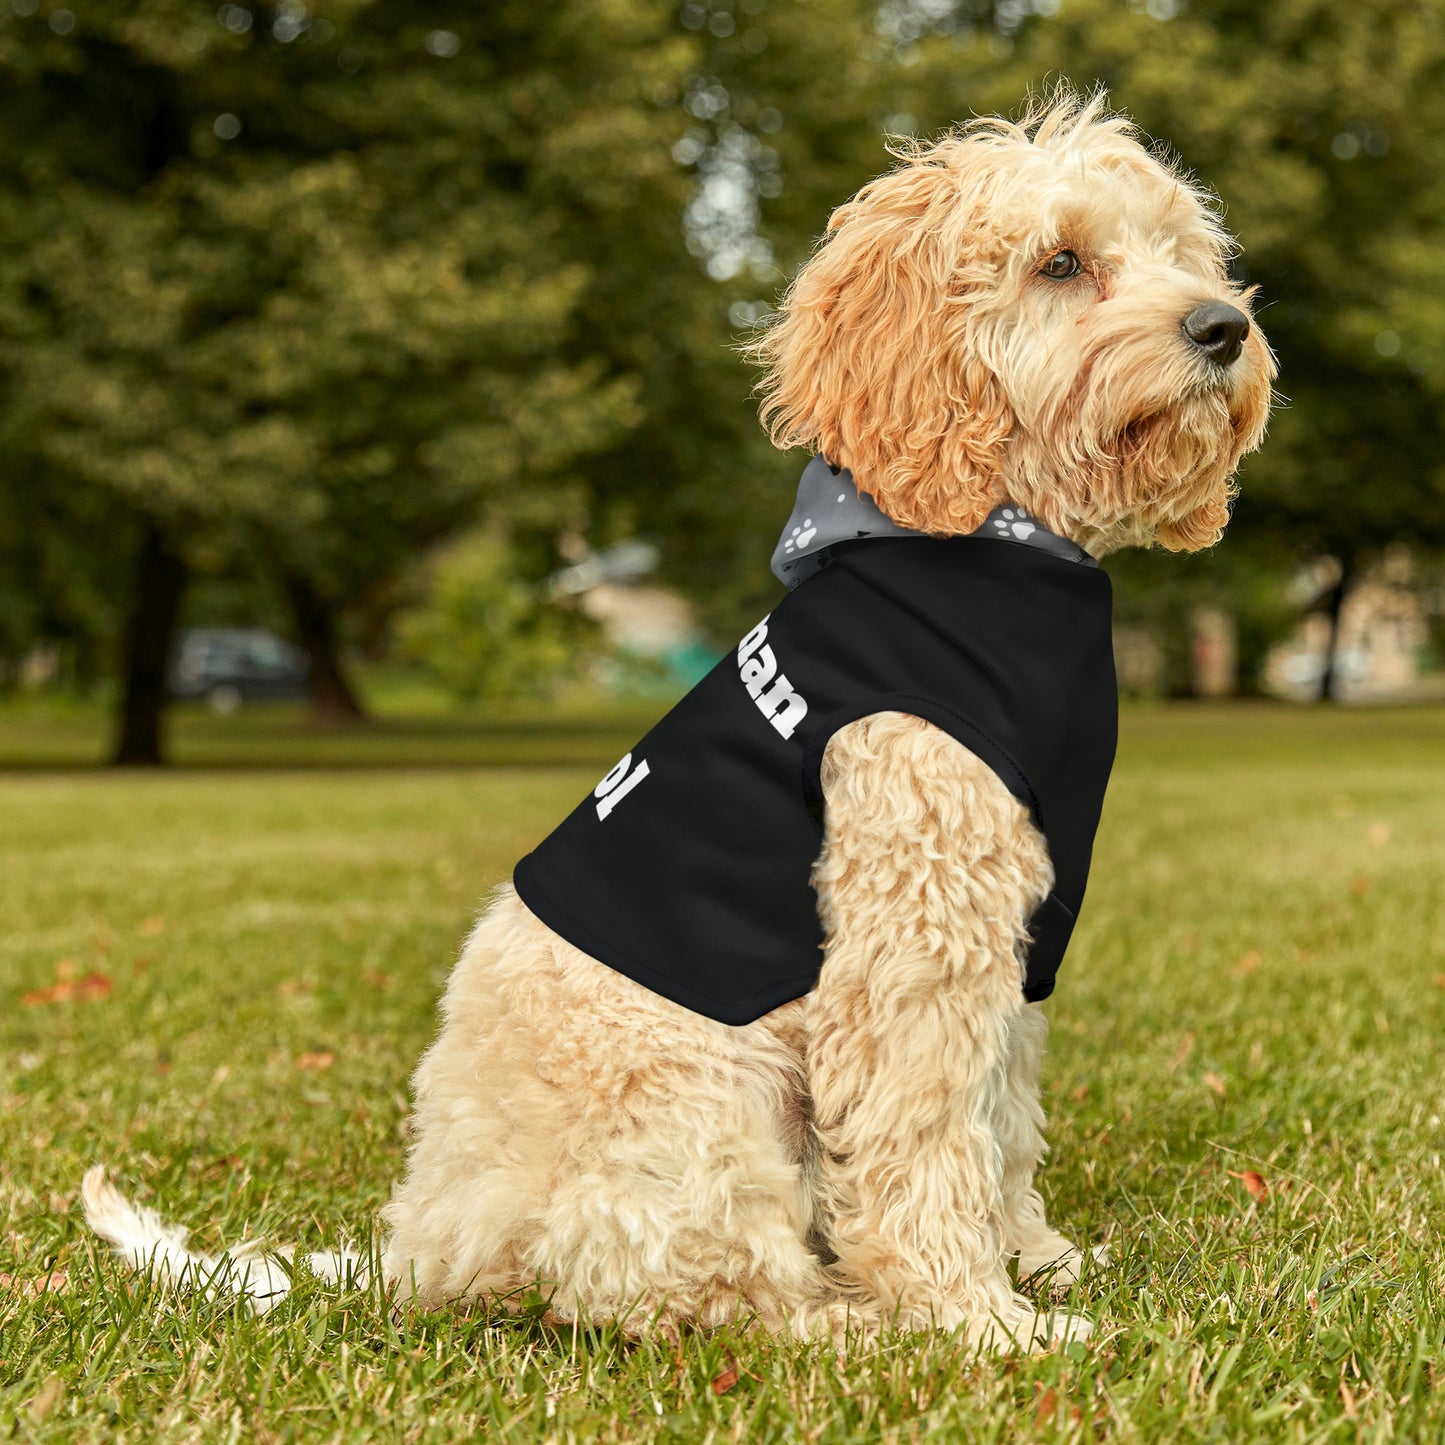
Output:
[{"xmin": 85, "ymin": 89, "xmax": 1274, "ymax": 1351}]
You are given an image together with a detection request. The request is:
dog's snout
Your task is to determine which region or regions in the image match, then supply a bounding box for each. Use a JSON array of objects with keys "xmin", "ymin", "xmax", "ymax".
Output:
[{"xmin": 1182, "ymin": 302, "xmax": 1250, "ymax": 367}]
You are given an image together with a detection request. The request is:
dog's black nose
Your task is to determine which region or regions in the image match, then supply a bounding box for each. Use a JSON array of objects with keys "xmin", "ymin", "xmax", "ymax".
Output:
[{"xmin": 1182, "ymin": 302, "xmax": 1250, "ymax": 366}]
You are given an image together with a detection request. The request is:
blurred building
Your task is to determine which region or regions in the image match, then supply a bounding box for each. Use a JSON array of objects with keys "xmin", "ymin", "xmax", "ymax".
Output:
[
  {"xmin": 546, "ymin": 539, "xmax": 721, "ymax": 691},
  {"xmin": 1262, "ymin": 549, "xmax": 1440, "ymax": 701}
]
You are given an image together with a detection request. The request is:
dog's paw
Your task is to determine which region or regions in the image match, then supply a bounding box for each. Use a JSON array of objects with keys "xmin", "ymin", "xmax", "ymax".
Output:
[
  {"xmin": 1018, "ymin": 1239, "xmax": 1109, "ymax": 1293},
  {"xmin": 970, "ymin": 1296, "xmax": 1093, "ymax": 1354},
  {"xmin": 1033, "ymin": 1308, "xmax": 1093, "ymax": 1348}
]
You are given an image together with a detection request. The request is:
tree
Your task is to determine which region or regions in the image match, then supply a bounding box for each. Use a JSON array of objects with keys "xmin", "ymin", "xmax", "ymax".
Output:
[{"xmin": 0, "ymin": 0, "xmax": 691, "ymax": 758}]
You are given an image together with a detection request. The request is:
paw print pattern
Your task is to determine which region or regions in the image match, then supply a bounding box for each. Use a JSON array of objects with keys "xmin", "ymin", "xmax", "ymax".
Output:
[
  {"xmin": 783, "ymin": 518, "xmax": 817, "ymax": 553},
  {"xmin": 992, "ymin": 506, "xmax": 1036, "ymax": 541}
]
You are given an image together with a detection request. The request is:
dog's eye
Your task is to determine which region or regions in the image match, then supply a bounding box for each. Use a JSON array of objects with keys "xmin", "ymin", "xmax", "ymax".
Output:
[{"xmin": 1041, "ymin": 250, "xmax": 1081, "ymax": 280}]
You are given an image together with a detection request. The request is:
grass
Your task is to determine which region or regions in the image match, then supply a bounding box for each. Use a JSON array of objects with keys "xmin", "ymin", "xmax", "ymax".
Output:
[
  {"xmin": 0, "ymin": 682, "xmax": 670, "ymax": 771},
  {"xmin": 2, "ymin": 698, "xmax": 1443, "ymax": 1442}
]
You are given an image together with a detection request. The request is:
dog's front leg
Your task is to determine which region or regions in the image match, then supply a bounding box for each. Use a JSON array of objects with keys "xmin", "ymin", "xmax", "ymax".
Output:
[
  {"xmin": 994, "ymin": 1004, "xmax": 1096, "ymax": 1289},
  {"xmin": 805, "ymin": 713, "xmax": 1089, "ymax": 1350}
]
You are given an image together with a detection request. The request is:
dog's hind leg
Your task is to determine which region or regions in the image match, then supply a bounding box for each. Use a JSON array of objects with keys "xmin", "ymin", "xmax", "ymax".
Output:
[
  {"xmin": 804, "ymin": 714, "xmax": 1091, "ymax": 1350},
  {"xmin": 507, "ymin": 987, "xmax": 839, "ymax": 1341},
  {"xmin": 383, "ymin": 889, "xmax": 837, "ymax": 1339}
]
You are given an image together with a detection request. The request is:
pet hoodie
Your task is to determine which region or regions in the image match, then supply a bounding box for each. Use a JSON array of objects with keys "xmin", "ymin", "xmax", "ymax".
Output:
[{"xmin": 513, "ymin": 457, "xmax": 1118, "ymax": 1025}]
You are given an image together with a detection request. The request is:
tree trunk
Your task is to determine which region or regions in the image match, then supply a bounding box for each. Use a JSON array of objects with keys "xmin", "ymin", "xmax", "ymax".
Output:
[
  {"xmin": 284, "ymin": 573, "xmax": 367, "ymax": 724},
  {"xmin": 1316, "ymin": 556, "xmax": 1354, "ymax": 703},
  {"xmin": 111, "ymin": 523, "xmax": 187, "ymax": 766}
]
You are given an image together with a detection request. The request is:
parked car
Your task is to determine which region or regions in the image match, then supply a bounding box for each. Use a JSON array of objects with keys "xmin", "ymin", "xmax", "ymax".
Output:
[{"xmin": 169, "ymin": 629, "xmax": 310, "ymax": 712}]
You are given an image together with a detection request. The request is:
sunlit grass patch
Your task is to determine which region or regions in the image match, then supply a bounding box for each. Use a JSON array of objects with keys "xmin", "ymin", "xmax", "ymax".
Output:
[{"xmin": 2, "ymin": 702, "xmax": 1443, "ymax": 1441}]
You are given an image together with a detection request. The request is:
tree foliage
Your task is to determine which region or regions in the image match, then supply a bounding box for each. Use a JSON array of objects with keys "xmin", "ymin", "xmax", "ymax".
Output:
[
  {"xmin": 0, "ymin": 0, "xmax": 697, "ymax": 750},
  {"xmin": 396, "ymin": 530, "xmax": 598, "ymax": 705},
  {"xmin": 3, "ymin": 0, "xmax": 1444, "ymax": 734}
]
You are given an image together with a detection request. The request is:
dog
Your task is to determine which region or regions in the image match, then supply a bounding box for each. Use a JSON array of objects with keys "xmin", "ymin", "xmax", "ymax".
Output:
[{"xmin": 85, "ymin": 89, "xmax": 1274, "ymax": 1352}]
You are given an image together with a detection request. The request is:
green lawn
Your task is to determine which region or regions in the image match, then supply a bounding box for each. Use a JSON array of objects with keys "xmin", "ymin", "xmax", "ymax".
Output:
[{"xmin": 2, "ymin": 701, "xmax": 1443, "ymax": 1442}]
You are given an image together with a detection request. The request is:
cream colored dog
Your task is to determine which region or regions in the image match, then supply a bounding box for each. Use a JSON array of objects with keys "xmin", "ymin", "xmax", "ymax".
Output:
[{"xmin": 85, "ymin": 91, "xmax": 1274, "ymax": 1351}]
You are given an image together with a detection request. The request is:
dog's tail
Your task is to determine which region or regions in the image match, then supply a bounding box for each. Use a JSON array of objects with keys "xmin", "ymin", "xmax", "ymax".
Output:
[{"xmin": 81, "ymin": 1165, "xmax": 368, "ymax": 1315}]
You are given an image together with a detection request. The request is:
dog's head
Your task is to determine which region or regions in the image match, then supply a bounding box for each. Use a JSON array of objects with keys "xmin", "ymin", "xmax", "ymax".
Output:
[{"xmin": 751, "ymin": 90, "xmax": 1275, "ymax": 554}]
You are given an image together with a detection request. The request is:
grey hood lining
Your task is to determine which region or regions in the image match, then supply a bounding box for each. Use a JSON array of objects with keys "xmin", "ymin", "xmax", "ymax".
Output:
[{"xmin": 771, "ymin": 455, "xmax": 1097, "ymax": 588}]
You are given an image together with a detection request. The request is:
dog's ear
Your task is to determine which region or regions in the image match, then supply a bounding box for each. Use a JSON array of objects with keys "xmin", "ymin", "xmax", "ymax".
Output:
[{"xmin": 749, "ymin": 148, "xmax": 1013, "ymax": 535}]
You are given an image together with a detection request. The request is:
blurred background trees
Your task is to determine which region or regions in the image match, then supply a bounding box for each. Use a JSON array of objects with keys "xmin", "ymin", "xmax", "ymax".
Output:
[{"xmin": 1, "ymin": 0, "xmax": 1443, "ymax": 761}]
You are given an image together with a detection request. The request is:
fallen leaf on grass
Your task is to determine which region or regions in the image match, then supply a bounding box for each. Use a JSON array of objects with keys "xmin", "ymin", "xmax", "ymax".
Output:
[
  {"xmin": 0, "ymin": 1268, "xmax": 70, "ymax": 1298},
  {"xmin": 1167, "ymin": 1034, "xmax": 1196, "ymax": 1073},
  {"xmin": 361, "ymin": 969, "xmax": 394, "ymax": 992},
  {"xmin": 1231, "ymin": 950, "xmax": 1263, "ymax": 978},
  {"xmin": 1034, "ymin": 1386, "xmax": 1058, "ymax": 1425},
  {"xmin": 1069, "ymin": 1084, "xmax": 1089, "ymax": 1103},
  {"xmin": 1203, "ymin": 1071, "xmax": 1227, "ymax": 1098},
  {"xmin": 1034, "ymin": 1385, "xmax": 1085, "ymax": 1428},
  {"xmin": 21, "ymin": 973, "xmax": 113, "ymax": 1007},
  {"xmin": 1433, "ymin": 973, "xmax": 1445, "ymax": 990},
  {"xmin": 27, "ymin": 1375, "xmax": 64, "ymax": 1423},
  {"xmin": 1349, "ymin": 875, "xmax": 1372, "ymax": 899},
  {"xmin": 138, "ymin": 915, "xmax": 166, "ymax": 937},
  {"xmin": 295, "ymin": 1051, "xmax": 334, "ymax": 1071},
  {"xmin": 1364, "ymin": 822, "xmax": 1391, "ymax": 848},
  {"xmin": 1228, "ymin": 1169, "xmax": 1269, "ymax": 1201},
  {"xmin": 710, "ymin": 1356, "xmax": 740, "ymax": 1395}
]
